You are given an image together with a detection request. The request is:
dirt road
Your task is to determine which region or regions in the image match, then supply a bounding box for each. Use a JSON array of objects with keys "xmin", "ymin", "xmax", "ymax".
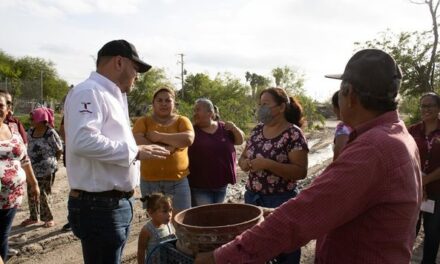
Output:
[{"xmin": 6, "ymin": 124, "xmax": 430, "ymax": 263}]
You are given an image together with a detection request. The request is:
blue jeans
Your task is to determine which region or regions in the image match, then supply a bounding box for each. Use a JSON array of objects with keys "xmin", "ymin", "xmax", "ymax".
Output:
[
  {"xmin": 245, "ymin": 189, "xmax": 301, "ymax": 264},
  {"xmin": 191, "ymin": 186, "xmax": 227, "ymax": 206},
  {"xmin": 422, "ymin": 196, "xmax": 440, "ymax": 264},
  {"xmin": 68, "ymin": 194, "xmax": 134, "ymax": 264},
  {"xmin": 140, "ymin": 178, "xmax": 191, "ymax": 212},
  {"xmin": 0, "ymin": 208, "xmax": 17, "ymax": 262}
]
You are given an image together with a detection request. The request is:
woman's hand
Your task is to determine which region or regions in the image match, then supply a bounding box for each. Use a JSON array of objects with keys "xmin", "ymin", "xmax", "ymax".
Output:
[
  {"xmin": 145, "ymin": 131, "xmax": 162, "ymax": 143},
  {"xmin": 29, "ymin": 183, "xmax": 40, "ymax": 203},
  {"xmin": 239, "ymin": 157, "xmax": 252, "ymax": 172},
  {"xmin": 224, "ymin": 121, "xmax": 237, "ymax": 131},
  {"xmin": 23, "ymin": 163, "xmax": 40, "ymax": 202},
  {"xmin": 164, "ymin": 145, "xmax": 177, "ymax": 154},
  {"xmin": 249, "ymin": 157, "xmax": 269, "ymax": 172}
]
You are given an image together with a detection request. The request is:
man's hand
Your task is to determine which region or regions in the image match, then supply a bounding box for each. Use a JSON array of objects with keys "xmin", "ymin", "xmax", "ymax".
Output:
[
  {"xmin": 137, "ymin": 144, "xmax": 170, "ymax": 160},
  {"xmin": 260, "ymin": 206, "xmax": 275, "ymax": 218}
]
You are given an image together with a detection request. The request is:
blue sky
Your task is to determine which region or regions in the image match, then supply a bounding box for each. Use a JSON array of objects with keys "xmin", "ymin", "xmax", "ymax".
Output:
[{"xmin": 0, "ymin": 0, "xmax": 431, "ymax": 101}]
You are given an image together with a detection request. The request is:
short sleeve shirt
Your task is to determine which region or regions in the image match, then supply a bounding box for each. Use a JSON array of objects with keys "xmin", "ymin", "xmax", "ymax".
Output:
[
  {"xmin": 245, "ymin": 123, "xmax": 308, "ymax": 194},
  {"xmin": 188, "ymin": 122, "xmax": 237, "ymax": 189},
  {"xmin": 27, "ymin": 127, "xmax": 63, "ymax": 178},
  {"xmin": 0, "ymin": 124, "xmax": 28, "ymax": 209},
  {"xmin": 408, "ymin": 119, "xmax": 440, "ymax": 196},
  {"xmin": 132, "ymin": 115, "xmax": 194, "ymax": 181}
]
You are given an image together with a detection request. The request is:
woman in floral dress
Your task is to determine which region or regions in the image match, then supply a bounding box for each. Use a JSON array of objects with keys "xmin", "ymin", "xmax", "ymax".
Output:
[
  {"xmin": 0, "ymin": 94, "xmax": 39, "ymax": 261},
  {"xmin": 238, "ymin": 87, "xmax": 308, "ymax": 264},
  {"xmin": 21, "ymin": 107, "xmax": 62, "ymax": 228}
]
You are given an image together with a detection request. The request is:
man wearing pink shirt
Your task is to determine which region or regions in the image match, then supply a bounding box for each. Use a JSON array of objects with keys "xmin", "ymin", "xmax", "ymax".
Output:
[{"xmin": 195, "ymin": 49, "xmax": 422, "ymax": 263}]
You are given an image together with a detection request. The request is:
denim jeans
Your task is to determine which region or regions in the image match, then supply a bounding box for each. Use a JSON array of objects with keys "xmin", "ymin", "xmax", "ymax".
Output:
[
  {"xmin": 191, "ymin": 186, "xmax": 227, "ymax": 206},
  {"xmin": 245, "ymin": 189, "xmax": 301, "ymax": 264},
  {"xmin": 68, "ymin": 194, "xmax": 134, "ymax": 264},
  {"xmin": 140, "ymin": 178, "xmax": 191, "ymax": 212},
  {"xmin": 421, "ymin": 196, "xmax": 440, "ymax": 264},
  {"xmin": 0, "ymin": 207, "xmax": 17, "ymax": 262}
]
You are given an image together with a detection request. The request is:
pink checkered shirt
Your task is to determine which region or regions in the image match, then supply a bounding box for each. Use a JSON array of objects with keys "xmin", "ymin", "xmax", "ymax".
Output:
[{"xmin": 214, "ymin": 111, "xmax": 422, "ymax": 264}]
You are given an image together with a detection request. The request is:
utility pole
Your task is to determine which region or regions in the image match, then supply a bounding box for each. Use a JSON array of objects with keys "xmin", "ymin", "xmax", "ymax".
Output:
[
  {"xmin": 40, "ymin": 71, "xmax": 44, "ymax": 103},
  {"xmin": 177, "ymin": 53, "xmax": 185, "ymax": 99}
]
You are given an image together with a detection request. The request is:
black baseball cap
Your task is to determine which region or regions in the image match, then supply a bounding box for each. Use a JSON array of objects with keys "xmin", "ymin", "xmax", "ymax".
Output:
[
  {"xmin": 325, "ymin": 49, "xmax": 402, "ymax": 99},
  {"xmin": 97, "ymin": 39, "xmax": 151, "ymax": 73}
]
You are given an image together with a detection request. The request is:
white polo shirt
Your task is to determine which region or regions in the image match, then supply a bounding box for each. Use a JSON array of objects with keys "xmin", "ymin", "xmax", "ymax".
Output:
[{"xmin": 64, "ymin": 72, "xmax": 139, "ymax": 192}]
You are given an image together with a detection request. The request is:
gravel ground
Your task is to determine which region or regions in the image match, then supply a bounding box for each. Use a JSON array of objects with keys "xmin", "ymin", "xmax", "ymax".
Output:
[{"xmin": 6, "ymin": 124, "xmax": 430, "ymax": 263}]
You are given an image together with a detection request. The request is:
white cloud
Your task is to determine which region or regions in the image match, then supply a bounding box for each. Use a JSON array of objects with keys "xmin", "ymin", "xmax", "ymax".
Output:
[
  {"xmin": 1, "ymin": 0, "xmax": 143, "ymax": 17},
  {"xmin": 0, "ymin": 0, "xmax": 434, "ymax": 101}
]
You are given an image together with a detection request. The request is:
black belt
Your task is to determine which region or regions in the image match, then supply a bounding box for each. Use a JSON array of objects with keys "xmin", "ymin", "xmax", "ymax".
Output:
[{"xmin": 70, "ymin": 189, "xmax": 134, "ymax": 199}]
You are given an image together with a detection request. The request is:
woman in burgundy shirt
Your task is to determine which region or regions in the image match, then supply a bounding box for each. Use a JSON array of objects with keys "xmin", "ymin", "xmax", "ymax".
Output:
[
  {"xmin": 409, "ymin": 92, "xmax": 440, "ymax": 264},
  {"xmin": 188, "ymin": 98, "xmax": 244, "ymax": 206},
  {"xmin": 238, "ymin": 87, "xmax": 308, "ymax": 264}
]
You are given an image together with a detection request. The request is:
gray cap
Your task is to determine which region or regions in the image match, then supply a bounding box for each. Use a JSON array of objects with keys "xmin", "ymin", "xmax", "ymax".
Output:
[{"xmin": 325, "ymin": 49, "xmax": 402, "ymax": 99}]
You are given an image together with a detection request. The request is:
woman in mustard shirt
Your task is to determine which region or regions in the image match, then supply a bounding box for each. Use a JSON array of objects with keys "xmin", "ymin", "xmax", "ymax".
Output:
[{"xmin": 133, "ymin": 87, "xmax": 194, "ymax": 213}]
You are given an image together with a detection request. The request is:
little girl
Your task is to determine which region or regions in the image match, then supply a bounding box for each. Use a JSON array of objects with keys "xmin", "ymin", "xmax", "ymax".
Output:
[{"xmin": 137, "ymin": 192, "xmax": 176, "ymax": 264}]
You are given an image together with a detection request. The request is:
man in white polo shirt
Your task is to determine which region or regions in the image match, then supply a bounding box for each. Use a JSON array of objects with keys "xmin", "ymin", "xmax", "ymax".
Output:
[{"xmin": 64, "ymin": 39, "xmax": 170, "ymax": 264}]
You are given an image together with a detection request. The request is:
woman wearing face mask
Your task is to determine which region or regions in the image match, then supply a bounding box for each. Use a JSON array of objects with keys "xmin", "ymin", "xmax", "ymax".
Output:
[{"xmin": 238, "ymin": 87, "xmax": 308, "ymax": 264}]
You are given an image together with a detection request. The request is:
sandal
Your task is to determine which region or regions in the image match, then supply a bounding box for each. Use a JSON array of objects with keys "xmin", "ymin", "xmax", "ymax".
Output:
[
  {"xmin": 43, "ymin": 220, "xmax": 55, "ymax": 228},
  {"xmin": 20, "ymin": 219, "xmax": 39, "ymax": 227}
]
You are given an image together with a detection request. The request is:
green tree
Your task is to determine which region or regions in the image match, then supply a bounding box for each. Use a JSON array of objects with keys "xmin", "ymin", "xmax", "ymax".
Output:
[
  {"xmin": 271, "ymin": 66, "xmax": 305, "ymax": 95},
  {"xmin": 354, "ymin": 29, "xmax": 438, "ymax": 96},
  {"xmin": 296, "ymin": 94, "xmax": 325, "ymax": 129},
  {"xmin": 14, "ymin": 56, "xmax": 69, "ymax": 100},
  {"xmin": 245, "ymin": 72, "xmax": 271, "ymax": 99},
  {"xmin": 0, "ymin": 51, "xmax": 20, "ymax": 80},
  {"xmin": 0, "ymin": 51, "xmax": 22, "ymax": 96},
  {"xmin": 128, "ymin": 68, "xmax": 172, "ymax": 116},
  {"xmin": 180, "ymin": 73, "xmax": 217, "ymax": 101},
  {"xmin": 179, "ymin": 72, "xmax": 254, "ymax": 129},
  {"xmin": 411, "ymin": 0, "xmax": 440, "ymax": 91}
]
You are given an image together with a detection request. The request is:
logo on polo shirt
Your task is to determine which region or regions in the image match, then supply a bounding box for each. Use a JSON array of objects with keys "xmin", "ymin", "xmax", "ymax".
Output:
[{"xmin": 79, "ymin": 102, "xmax": 92, "ymax": 113}]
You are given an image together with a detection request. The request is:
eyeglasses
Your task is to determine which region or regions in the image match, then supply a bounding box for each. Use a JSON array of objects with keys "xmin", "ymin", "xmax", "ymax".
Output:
[{"xmin": 420, "ymin": 104, "xmax": 438, "ymax": 110}]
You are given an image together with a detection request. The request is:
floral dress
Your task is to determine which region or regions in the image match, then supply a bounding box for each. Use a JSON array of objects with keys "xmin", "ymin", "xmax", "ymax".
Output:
[
  {"xmin": 27, "ymin": 127, "xmax": 62, "ymax": 178},
  {"xmin": 245, "ymin": 123, "xmax": 308, "ymax": 195},
  {"xmin": 0, "ymin": 124, "xmax": 29, "ymax": 209},
  {"xmin": 334, "ymin": 122, "xmax": 352, "ymax": 141}
]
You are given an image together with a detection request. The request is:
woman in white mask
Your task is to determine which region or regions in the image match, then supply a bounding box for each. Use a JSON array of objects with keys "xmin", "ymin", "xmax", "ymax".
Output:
[{"xmin": 238, "ymin": 87, "xmax": 308, "ymax": 264}]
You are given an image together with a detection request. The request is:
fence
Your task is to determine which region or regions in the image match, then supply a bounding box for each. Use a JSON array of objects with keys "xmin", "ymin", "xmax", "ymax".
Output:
[{"xmin": 0, "ymin": 80, "xmax": 59, "ymax": 114}]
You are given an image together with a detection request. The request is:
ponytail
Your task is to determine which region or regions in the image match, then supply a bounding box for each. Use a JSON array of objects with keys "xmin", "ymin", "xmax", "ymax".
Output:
[
  {"xmin": 285, "ymin": 96, "xmax": 304, "ymax": 128},
  {"xmin": 259, "ymin": 87, "xmax": 305, "ymax": 128}
]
